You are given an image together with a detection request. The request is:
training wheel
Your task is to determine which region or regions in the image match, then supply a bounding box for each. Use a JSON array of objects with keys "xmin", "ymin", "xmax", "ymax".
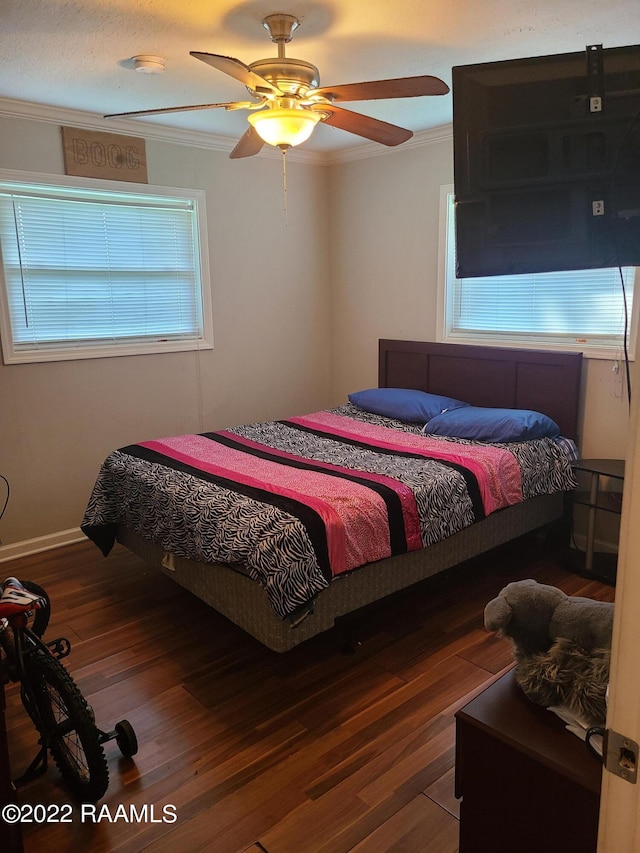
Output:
[{"xmin": 114, "ymin": 720, "xmax": 138, "ymax": 758}]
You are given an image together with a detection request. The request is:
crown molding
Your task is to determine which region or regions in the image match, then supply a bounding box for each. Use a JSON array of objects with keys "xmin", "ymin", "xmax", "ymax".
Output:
[
  {"xmin": 0, "ymin": 97, "xmax": 326, "ymax": 166},
  {"xmin": 0, "ymin": 97, "xmax": 452, "ymax": 166},
  {"xmin": 323, "ymin": 124, "xmax": 453, "ymax": 165}
]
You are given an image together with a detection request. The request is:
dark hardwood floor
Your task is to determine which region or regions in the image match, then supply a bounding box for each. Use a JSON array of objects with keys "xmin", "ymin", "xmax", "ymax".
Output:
[{"xmin": 2, "ymin": 535, "xmax": 614, "ymax": 853}]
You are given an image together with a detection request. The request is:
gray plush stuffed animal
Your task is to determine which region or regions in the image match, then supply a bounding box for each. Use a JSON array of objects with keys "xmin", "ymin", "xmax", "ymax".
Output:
[{"xmin": 484, "ymin": 579, "xmax": 614, "ymax": 725}]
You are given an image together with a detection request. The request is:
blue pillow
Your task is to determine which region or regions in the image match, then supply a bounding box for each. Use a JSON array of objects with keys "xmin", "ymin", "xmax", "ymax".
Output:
[
  {"xmin": 423, "ymin": 406, "xmax": 560, "ymax": 442},
  {"xmin": 348, "ymin": 388, "xmax": 469, "ymax": 423}
]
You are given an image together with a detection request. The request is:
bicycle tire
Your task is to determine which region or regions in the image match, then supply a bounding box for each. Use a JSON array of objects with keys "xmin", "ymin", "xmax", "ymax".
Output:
[{"xmin": 24, "ymin": 647, "xmax": 109, "ymax": 802}]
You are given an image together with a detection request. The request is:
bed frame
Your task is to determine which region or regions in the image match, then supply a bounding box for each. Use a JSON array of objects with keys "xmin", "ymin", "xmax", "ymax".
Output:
[{"xmin": 117, "ymin": 340, "xmax": 583, "ymax": 652}]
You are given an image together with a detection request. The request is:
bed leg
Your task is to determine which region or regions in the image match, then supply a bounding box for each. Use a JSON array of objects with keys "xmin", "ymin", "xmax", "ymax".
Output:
[{"xmin": 339, "ymin": 619, "xmax": 362, "ymax": 655}]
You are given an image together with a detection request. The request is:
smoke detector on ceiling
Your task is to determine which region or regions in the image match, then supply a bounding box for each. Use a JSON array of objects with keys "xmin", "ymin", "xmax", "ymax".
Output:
[{"xmin": 132, "ymin": 55, "xmax": 165, "ymax": 74}]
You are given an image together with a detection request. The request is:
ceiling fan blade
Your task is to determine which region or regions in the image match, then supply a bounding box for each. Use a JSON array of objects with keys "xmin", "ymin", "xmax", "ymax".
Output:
[
  {"xmin": 229, "ymin": 127, "xmax": 265, "ymax": 159},
  {"xmin": 104, "ymin": 102, "xmax": 238, "ymax": 119},
  {"xmin": 190, "ymin": 52, "xmax": 282, "ymax": 95},
  {"xmin": 313, "ymin": 104, "xmax": 413, "ymax": 146},
  {"xmin": 313, "ymin": 75, "xmax": 449, "ymax": 102}
]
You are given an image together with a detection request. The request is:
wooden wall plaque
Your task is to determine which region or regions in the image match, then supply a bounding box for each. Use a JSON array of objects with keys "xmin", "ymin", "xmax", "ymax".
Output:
[{"xmin": 61, "ymin": 127, "xmax": 148, "ymax": 183}]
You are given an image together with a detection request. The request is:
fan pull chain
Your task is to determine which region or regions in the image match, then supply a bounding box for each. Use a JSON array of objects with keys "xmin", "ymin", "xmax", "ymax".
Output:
[{"xmin": 282, "ymin": 148, "xmax": 289, "ymax": 226}]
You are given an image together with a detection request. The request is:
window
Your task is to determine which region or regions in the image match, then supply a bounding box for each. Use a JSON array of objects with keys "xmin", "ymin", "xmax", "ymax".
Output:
[
  {"xmin": 437, "ymin": 186, "xmax": 637, "ymax": 359},
  {"xmin": 0, "ymin": 170, "xmax": 212, "ymax": 364}
]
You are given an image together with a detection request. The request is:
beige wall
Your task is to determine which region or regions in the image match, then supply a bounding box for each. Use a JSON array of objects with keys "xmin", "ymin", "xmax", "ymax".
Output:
[
  {"xmin": 327, "ymin": 138, "xmax": 633, "ymax": 463},
  {"xmin": 0, "ymin": 116, "xmax": 331, "ymax": 546},
  {"xmin": 0, "ymin": 116, "xmax": 633, "ymax": 551}
]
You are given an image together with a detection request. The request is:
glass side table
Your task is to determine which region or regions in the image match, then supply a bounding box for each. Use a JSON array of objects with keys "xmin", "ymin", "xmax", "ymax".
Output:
[{"xmin": 573, "ymin": 458, "xmax": 624, "ymax": 582}]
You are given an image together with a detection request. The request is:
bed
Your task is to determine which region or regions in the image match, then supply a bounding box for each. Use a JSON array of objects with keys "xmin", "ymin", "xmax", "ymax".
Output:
[{"xmin": 82, "ymin": 340, "xmax": 583, "ymax": 652}]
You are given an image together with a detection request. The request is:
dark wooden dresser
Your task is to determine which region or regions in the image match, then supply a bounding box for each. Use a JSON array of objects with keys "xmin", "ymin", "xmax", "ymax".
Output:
[{"xmin": 455, "ymin": 669, "xmax": 602, "ymax": 853}]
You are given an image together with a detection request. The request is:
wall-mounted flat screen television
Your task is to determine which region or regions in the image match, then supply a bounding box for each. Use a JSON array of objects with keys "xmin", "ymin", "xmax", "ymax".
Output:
[{"xmin": 452, "ymin": 44, "xmax": 640, "ymax": 277}]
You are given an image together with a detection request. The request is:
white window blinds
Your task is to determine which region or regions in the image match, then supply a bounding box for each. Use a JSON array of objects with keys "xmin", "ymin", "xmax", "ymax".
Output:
[{"xmin": 0, "ymin": 175, "xmax": 212, "ymax": 363}]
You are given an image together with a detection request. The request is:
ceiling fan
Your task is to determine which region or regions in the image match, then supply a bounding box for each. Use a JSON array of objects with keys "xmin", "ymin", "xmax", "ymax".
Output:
[{"xmin": 105, "ymin": 12, "xmax": 450, "ymax": 158}]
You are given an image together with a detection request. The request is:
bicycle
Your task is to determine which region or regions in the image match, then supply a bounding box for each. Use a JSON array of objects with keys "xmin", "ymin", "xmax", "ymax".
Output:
[{"xmin": 0, "ymin": 576, "xmax": 138, "ymax": 802}]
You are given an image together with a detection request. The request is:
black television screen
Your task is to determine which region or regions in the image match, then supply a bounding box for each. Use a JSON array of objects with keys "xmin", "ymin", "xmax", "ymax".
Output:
[{"xmin": 452, "ymin": 44, "xmax": 640, "ymax": 277}]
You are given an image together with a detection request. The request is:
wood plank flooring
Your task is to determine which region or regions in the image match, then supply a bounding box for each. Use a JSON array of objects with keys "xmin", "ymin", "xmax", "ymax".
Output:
[{"xmin": 2, "ymin": 536, "xmax": 614, "ymax": 852}]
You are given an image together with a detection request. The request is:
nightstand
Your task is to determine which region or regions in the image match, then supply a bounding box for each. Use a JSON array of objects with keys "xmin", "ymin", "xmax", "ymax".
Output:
[
  {"xmin": 455, "ymin": 670, "xmax": 601, "ymax": 853},
  {"xmin": 572, "ymin": 458, "xmax": 624, "ymax": 583}
]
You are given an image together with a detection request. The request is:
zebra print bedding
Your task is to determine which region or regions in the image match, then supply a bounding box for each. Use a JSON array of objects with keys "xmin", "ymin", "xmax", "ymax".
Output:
[{"xmin": 81, "ymin": 404, "xmax": 578, "ymax": 620}]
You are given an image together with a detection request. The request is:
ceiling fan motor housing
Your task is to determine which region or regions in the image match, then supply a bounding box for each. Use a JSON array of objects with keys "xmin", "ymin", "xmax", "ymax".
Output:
[
  {"xmin": 253, "ymin": 14, "xmax": 321, "ymax": 97},
  {"xmin": 248, "ymin": 58, "xmax": 320, "ymax": 96}
]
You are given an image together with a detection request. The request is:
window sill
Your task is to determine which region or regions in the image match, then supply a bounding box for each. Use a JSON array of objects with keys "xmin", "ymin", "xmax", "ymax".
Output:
[
  {"xmin": 3, "ymin": 338, "xmax": 214, "ymax": 365},
  {"xmin": 437, "ymin": 332, "xmax": 635, "ymax": 361}
]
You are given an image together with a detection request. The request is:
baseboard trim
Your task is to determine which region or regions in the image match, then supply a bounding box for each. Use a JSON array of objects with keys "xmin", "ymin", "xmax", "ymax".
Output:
[{"xmin": 0, "ymin": 528, "xmax": 85, "ymax": 562}]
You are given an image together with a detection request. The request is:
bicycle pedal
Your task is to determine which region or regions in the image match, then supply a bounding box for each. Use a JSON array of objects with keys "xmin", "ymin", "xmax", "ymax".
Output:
[{"xmin": 46, "ymin": 637, "xmax": 71, "ymax": 659}]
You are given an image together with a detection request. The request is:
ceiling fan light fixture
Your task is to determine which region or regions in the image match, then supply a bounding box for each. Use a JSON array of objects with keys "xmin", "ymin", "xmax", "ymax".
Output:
[{"xmin": 248, "ymin": 108, "xmax": 320, "ymax": 149}]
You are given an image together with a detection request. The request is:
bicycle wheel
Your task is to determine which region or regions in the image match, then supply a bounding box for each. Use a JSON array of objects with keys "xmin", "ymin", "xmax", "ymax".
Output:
[
  {"xmin": 24, "ymin": 647, "xmax": 109, "ymax": 802},
  {"xmin": 114, "ymin": 719, "xmax": 138, "ymax": 758}
]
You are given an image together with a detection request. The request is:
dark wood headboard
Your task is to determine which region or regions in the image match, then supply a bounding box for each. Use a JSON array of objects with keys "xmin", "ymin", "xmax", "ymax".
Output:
[{"xmin": 378, "ymin": 340, "xmax": 583, "ymax": 441}]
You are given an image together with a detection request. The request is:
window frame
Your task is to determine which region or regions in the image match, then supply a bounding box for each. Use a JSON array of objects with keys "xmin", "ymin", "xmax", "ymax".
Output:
[
  {"xmin": 0, "ymin": 168, "xmax": 213, "ymax": 364},
  {"xmin": 436, "ymin": 184, "xmax": 638, "ymax": 360}
]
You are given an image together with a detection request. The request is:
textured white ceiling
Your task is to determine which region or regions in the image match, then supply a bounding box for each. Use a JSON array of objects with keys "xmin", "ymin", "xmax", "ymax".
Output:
[{"xmin": 1, "ymin": 0, "xmax": 638, "ymax": 153}]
